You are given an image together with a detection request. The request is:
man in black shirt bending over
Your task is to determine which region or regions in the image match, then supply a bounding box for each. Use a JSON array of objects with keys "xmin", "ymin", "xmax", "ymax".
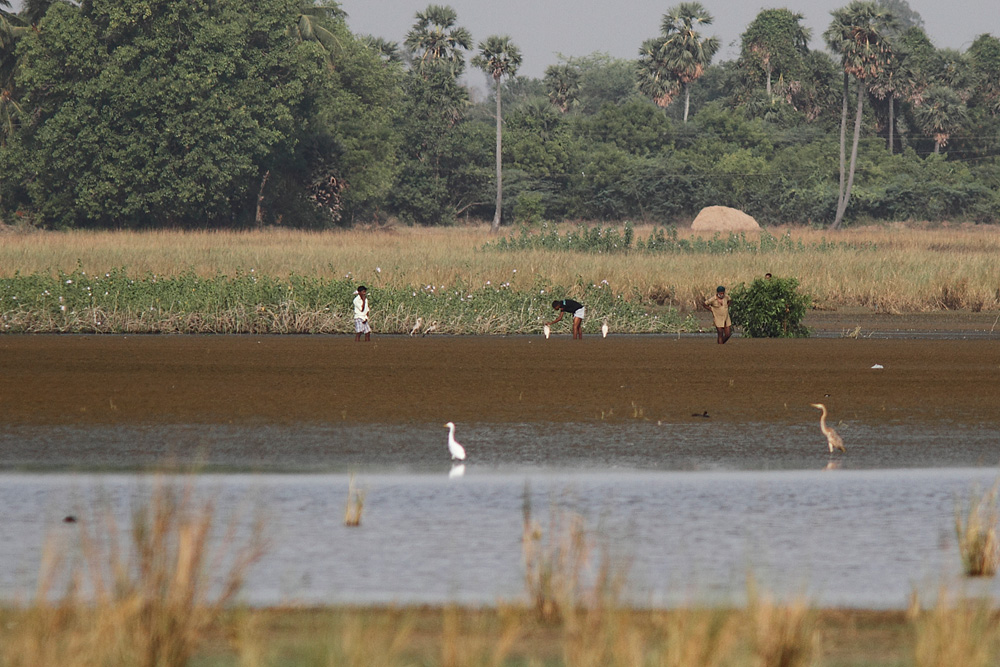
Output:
[{"xmin": 547, "ymin": 299, "xmax": 585, "ymax": 339}]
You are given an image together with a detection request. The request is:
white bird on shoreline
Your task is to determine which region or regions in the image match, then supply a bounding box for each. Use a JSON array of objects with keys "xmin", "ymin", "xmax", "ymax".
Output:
[
  {"xmin": 543, "ymin": 324, "xmax": 550, "ymax": 339},
  {"xmin": 810, "ymin": 403, "xmax": 846, "ymax": 453},
  {"xmin": 410, "ymin": 317, "xmax": 423, "ymax": 336},
  {"xmin": 422, "ymin": 322, "xmax": 437, "ymax": 337},
  {"xmin": 601, "ymin": 320, "xmax": 609, "ymax": 338},
  {"xmin": 445, "ymin": 422, "xmax": 466, "ymax": 460}
]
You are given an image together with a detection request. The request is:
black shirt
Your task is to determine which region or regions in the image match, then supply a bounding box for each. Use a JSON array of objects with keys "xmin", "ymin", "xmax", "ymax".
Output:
[{"xmin": 556, "ymin": 299, "xmax": 583, "ymax": 313}]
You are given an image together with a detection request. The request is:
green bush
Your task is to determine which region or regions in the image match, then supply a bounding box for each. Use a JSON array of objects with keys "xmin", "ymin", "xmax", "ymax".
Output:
[{"xmin": 730, "ymin": 276, "xmax": 810, "ymax": 338}]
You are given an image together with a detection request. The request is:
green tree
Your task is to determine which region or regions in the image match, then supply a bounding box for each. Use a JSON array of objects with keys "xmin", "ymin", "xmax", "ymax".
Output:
[
  {"xmin": 543, "ymin": 63, "xmax": 580, "ymax": 113},
  {"xmin": 363, "ymin": 35, "xmax": 402, "ymax": 64},
  {"xmin": 913, "ymin": 84, "xmax": 968, "ymax": 153},
  {"xmin": 875, "ymin": 0, "xmax": 923, "ymax": 31},
  {"xmin": 404, "ymin": 4, "xmax": 471, "ymax": 76},
  {"xmin": 0, "ymin": 0, "xmax": 21, "ymax": 145},
  {"xmin": 730, "ymin": 276, "xmax": 810, "ymax": 338},
  {"xmin": 637, "ymin": 37, "xmax": 680, "ymax": 110},
  {"xmin": 8, "ymin": 0, "xmax": 323, "ymax": 228},
  {"xmin": 472, "ymin": 35, "xmax": 521, "ymax": 233},
  {"xmin": 288, "ymin": 0, "xmax": 347, "ymax": 66},
  {"xmin": 641, "ymin": 2, "xmax": 720, "ymax": 123},
  {"xmin": 824, "ymin": 1, "xmax": 896, "ymax": 228},
  {"xmin": 739, "ymin": 9, "xmax": 811, "ymax": 98},
  {"xmin": 968, "ymin": 33, "xmax": 1000, "ymax": 114}
]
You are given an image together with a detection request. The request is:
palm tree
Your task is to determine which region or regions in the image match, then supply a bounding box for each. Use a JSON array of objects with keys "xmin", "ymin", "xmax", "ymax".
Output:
[
  {"xmin": 363, "ymin": 36, "xmax": 402, "ymax": 64},
  {"xmin": 404, "ymin": 4, "xmax": 471, "ymax": 76},
  {"xmin": 288, "ymin": 0, "xmax": 347, "ymax": 66},
  {"xmin": 867, "ymin": 41, "xmax": 912, "ymax": 154},
  {"xmin": 913, "ymin": 84, "xmax": 967, "ymax": 153},
  {"xmin": 637, "ymin": 37, "xmax": 680, "ymax": 109},
  {"xmin": 824, "ymin": 1, "xmax": 896, "ymax": 229},
  {"xmin": 472, "ymin": 35, "xmax": 521, "ymax": 233},
  {"xmin": 543, "ymin": 63, "xmax": 580, "ymax": 113},
  {"xmin": 648, "ymin": 2, "xmax": 720, "ymax": 122}
]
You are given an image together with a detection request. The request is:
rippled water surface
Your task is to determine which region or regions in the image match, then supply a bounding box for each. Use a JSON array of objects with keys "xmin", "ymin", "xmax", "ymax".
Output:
[{"xmin": 2, "ymin": 422, "xmax": 999, "ymax": 609}]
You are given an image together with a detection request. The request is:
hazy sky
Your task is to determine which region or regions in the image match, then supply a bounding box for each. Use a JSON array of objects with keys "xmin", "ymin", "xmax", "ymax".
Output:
[{"xmin": 339, "ymin": 0, "xmax": 1000, "ymax": 79}]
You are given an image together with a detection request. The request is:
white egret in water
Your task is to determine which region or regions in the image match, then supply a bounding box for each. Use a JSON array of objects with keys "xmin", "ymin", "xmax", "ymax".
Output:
[
  {"xmin": 810, "ymin": 403, "xmax": 846, "ymax": 453},
  {"xmin": 601, "ymin": 320, "xmax": 609, "ymax": 338},
  {"xmin": 543, "ymin": 324, "xmax": 550, "ymax": 339},
  {"xmin": 444, "ymin": 422, "xmax": 466, "ymax": 460},
  {"xmin": 410, "ymin": 317, "xmax": 423, "ymax": 336},
  {"xmin": 449, "ymin": 463, "xmax": 466, "ymax": 478}
]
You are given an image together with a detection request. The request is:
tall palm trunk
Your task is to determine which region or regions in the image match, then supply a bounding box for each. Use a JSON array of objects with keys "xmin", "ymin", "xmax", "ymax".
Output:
[
  {"xmin": 836, "ymin": 72, "xmax": 848, "ymax": 215},
  {"xmin": 490, "ymin": 76, "xmax": 502, "ymax": 233},
  {"xmin": 832, "ymin": 81, "xmax": 864, "ymax": 230},
  {"xmin": 887, "ymin": 95, "xmax": 894, "ymax": 155},
  {"xmin": 682, "ymin": 82, "xmax": 691, "ymax": 123}
]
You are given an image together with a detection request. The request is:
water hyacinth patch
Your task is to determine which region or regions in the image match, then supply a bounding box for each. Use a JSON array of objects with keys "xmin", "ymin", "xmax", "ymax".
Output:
[{"xmin": 0, "ymin": 268, "xmax": 694, "ymax": 335}]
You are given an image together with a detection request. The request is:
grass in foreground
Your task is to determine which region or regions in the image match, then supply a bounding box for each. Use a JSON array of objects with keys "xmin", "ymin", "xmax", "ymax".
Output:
[
  {"xmin": 2, "ymin": 478, "xmax": 999, "ymax": 666},
  {"xmin": 955, "ymin": 484, "xmax": 1000, "ymax": 577}
]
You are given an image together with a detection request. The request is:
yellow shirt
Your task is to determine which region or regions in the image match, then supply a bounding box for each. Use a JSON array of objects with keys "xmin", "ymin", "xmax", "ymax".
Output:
[{"xmin": 704, "ymin": 294, "xmax": 731, "ymax": 327}]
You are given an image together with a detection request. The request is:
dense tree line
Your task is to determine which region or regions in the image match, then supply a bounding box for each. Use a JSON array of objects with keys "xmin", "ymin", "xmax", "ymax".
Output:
[{"xmin": 0, "ymin": 0, "xmax": 997, "ymax": 229}]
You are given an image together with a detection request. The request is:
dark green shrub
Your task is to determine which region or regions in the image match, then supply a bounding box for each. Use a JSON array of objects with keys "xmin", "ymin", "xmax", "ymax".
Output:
[{"xmin": 730, "ymin": 276, "xmax": 810, "ymax": 338}]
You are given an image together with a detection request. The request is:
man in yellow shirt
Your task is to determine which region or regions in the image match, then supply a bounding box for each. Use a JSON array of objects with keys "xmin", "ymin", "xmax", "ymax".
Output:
[{"xmin": 703, "ymin": 285, "xmax": 732, "ymax": 344}]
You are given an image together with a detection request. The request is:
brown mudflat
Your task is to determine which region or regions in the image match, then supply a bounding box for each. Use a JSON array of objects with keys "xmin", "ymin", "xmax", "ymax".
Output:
[{"xmin": 1, "ymin": 332, "xmax": 997, "ymax": 427}]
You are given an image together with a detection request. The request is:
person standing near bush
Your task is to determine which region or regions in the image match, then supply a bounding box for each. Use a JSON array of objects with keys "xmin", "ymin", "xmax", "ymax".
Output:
[
  {"xmin": 547, "ymin": 299, "xmax": 585, "ymax": 339},
  {"xmin": 703, "ymin": 286, "xmax": 732, "ymax": 344},
  {"xmin": 353, "ymin": 286, "xmax": 371, "ymax": 342}
]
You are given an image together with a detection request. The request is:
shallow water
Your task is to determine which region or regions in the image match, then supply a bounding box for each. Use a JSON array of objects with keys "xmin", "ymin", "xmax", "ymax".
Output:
[
  {"xmin": 2, "ymin": 334, "xmax": 1000, "ymax": 609},
  {"xmin": 3, "ymin": 467, "xmax": 999, "ymax": 609},
  {"xmin": 2, "ymin": 421, "xmax": 998, "ymax": 472}
]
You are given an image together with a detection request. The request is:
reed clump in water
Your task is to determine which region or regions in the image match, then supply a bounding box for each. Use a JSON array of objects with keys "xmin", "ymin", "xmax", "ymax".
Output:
[
  {"xmin": 1, "ymin": 477, "xmax": 266, "ymax": 667},
  {"xmin": 955, "ymin": 483, "xmax": 1000, "ymax": 577},
  {"xmin": 344, "ymin": 475, "xmax": 365, "ymax": 527}
]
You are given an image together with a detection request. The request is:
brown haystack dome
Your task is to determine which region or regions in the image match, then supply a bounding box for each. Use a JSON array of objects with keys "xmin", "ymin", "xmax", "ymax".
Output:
[{"xmin": 690, "ymin": 206, "xmax": 761, "ymax": 232}]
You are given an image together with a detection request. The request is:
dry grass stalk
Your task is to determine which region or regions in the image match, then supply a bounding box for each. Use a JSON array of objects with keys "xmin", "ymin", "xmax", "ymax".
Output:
[
  {"xmin": 4, "ymin": 226, "xmax": 1000, "ymax": 313},
  {"xmin": 2, "ymin": 477, "xmax": 267, "ymax": 667},
  {"xmin": 913, "ymin": 589, "xmax": 999, "ymax": 667},
  {"xmin": 319, "ymin": 608, "xmax": 415, "ymax": 667},
  {"xmin": 344, "ymin": 475, "xmax": 365, "ymax": 527},
  {"xmin": 955, "ymin": 483, "xmax": 1000, "ymax": 577},
  {"xmin": 521, "ymin": 488, "xmax": 591, "ymax": 624},
  {"xmin": 745, "ymin": 577, "xmax": 818, "ymax": 667},
  {"xmin": 659, "ymin": 608, "xmax": 739, "ymax": 667}
]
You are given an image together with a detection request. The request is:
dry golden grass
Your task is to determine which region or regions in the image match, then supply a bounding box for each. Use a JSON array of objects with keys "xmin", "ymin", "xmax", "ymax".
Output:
[
  {"xmin": 0, "ymin": 477, "xmax": 266, "ymax": 667},
  {"xmin": 955, "ymin": 484, "xmax": 1000, "ymax": 577},
  {"xmin": 2, "ymin": 223, "xmax": 1000, "ymax": 312},
  {"xmin": 745, "ymin": 577, "xmax": 818, "ymax": 667},
  {"xmin": 912, "ymin": 588, "xmax": 1000, "ymax": 667}
]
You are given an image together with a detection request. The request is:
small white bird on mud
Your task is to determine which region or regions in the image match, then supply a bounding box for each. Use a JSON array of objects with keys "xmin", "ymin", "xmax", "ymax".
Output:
[
  {"xmin": 810, "ymin": 403, "xmax": 846, "ymax": 453},
  {"xmin": 422, "ymin": 322, "xmax": 438, "ymax": 337},
  {"xmin": 601, "ymin": 320, "xmax": 609, "ymax": 338},
  {"xmin": 410, "ymin": 317, "xmax": 423, "ymax": 336},
  {"xmin": 543, "ymin": 324, "xmax": 550, "ymax": 339},
  {"xmin": 445, "ymin": 422, "xmax": 466, "ymax": 460}
]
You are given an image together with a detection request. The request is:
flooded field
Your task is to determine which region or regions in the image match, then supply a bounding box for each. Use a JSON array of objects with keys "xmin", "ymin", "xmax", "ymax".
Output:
[{"xmin": 1, "ymin": 332, "xmax": 999, "ymax": 608}]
